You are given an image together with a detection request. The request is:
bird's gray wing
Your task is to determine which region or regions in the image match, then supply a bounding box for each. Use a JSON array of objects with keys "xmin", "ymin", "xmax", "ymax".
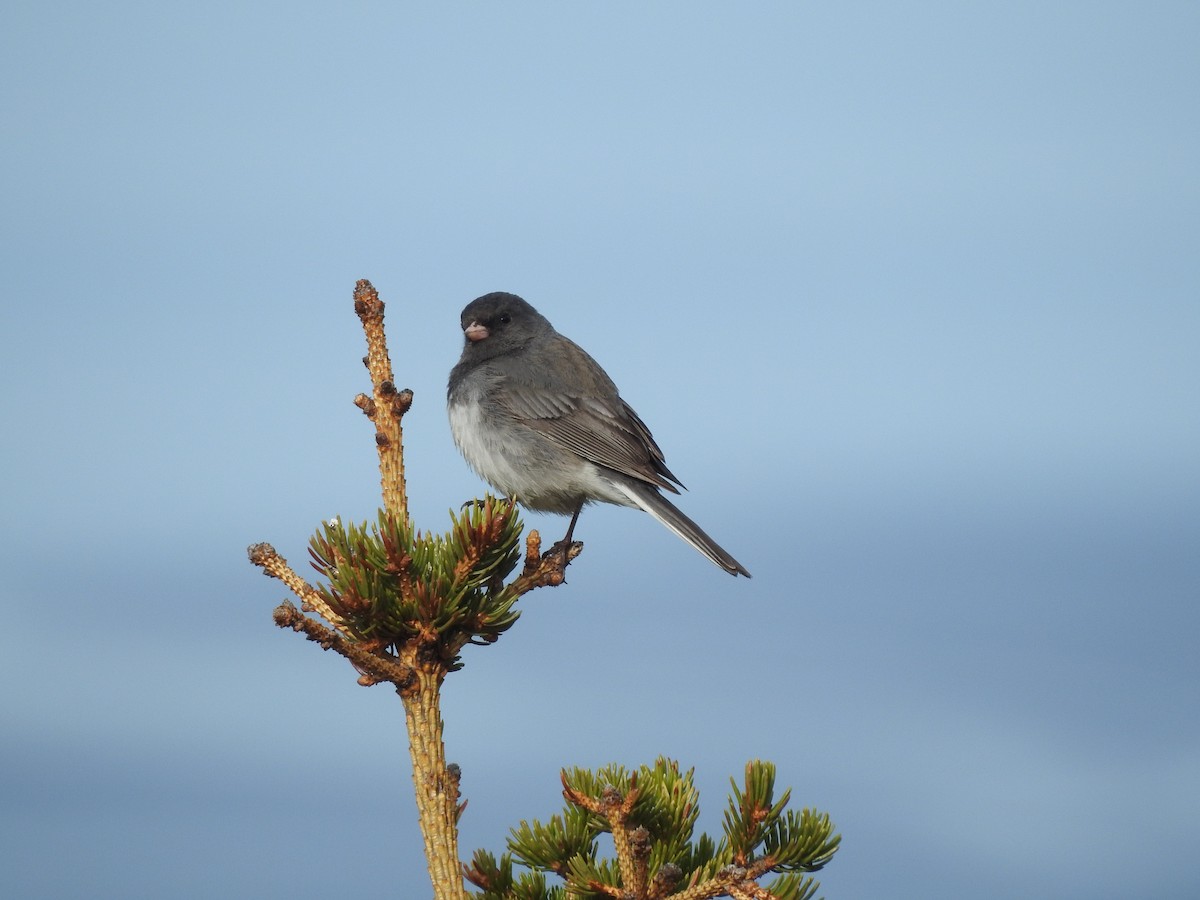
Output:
[{"xmin": 495, "ymin": 378, "xmax": 685, "ymax": 494}]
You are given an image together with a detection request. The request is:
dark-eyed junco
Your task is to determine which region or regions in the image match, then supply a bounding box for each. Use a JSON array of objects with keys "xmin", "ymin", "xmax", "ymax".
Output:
[{"xmin": 447, "ymin": 292, "xmax": 750, "ymax": 577}]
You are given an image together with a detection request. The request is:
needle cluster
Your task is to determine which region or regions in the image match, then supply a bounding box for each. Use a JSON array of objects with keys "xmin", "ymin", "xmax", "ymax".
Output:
[
  {"xmin": 306, "ymin": 499, "xmax": 523, "ymax": 671},
  {"xmin": 464, "ymin": 758, "xmax": 840, "ymax": 900}
]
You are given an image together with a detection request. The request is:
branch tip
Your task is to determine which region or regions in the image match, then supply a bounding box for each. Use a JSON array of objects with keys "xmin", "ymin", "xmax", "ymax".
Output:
[{"xmin": 247, "ymin": 542, "xmax": 277, "ymax": 568}]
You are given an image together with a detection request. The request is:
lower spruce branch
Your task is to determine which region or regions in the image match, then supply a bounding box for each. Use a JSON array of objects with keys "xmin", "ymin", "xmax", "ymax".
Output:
[{"xmin": 468, "ymin": 758, "xmax": 839, "ymax": 900}]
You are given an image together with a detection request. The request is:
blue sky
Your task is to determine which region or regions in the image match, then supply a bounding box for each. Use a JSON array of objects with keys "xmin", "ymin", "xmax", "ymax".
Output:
[{"xmin": 2, "ymin": 2, "xmax": 1197, "ymax": 898}]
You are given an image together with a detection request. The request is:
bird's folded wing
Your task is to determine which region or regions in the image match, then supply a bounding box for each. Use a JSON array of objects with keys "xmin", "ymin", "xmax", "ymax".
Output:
[{"xmin": 496, "ymin": 384, "xmax": 684, "ymax": 493}]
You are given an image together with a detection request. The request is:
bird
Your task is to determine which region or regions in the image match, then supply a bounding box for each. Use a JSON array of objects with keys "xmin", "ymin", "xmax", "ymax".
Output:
[{"xmin": 447, "ymin": 291, "xmax": 750, "ymax": 577}]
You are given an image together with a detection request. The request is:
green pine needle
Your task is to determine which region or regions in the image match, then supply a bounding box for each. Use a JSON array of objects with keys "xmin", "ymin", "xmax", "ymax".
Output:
[
  {"xmin": 466, "ymin": 757, "xmax": 839, "ymax": 899},
  {"xmin": 306, "ymin": 498, "xmax": 523, "ymax": 663}
]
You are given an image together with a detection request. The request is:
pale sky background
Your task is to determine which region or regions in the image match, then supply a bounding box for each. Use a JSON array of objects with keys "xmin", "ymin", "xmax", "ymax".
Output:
[{"xmin": 2, "ymin": 2, "xmax": 1198, "ymax": 898}]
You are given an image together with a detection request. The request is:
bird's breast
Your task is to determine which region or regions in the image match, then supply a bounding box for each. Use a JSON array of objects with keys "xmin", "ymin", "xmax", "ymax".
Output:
[{"xmin": 447, "ymin": 392, "xmax": 635, "ymax": 514}]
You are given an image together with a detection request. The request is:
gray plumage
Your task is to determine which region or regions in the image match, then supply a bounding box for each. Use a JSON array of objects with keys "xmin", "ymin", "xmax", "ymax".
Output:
[{"xmin": 447, "ymin": 291, "xmax": 750, "ymax": 577}]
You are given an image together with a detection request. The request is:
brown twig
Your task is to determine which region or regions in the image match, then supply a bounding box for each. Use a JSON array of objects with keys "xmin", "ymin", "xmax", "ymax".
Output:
[
  {"xmin": 353, "ymin": 279, "xmax": 410, "ymax": 521},
  {"xmin": 664, "ymin": 859, "xmax": 782, "ymax": 900},
  {"xmin": 247, "ymin": 543, "xmax": 343, "ymax": 627},
  {"xmin": 271, "ymin": 601, "xmax": 417, "ymax": 690},
  {"xmin": 509, "ymin": 530, "xmax": 583, "ymax": 594},
  {"xmin": 561, "ymin": 775, "xmax": 648, "ymax": 895},
  {"xmin": 351, "ymin": 281, "xmax": 465, "ymax": 900}
]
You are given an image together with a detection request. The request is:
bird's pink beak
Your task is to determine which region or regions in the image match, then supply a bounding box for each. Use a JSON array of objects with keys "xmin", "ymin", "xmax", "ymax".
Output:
[{"xmin": 464, "ymin": 322, "xmax": 489, "ymax": 342}]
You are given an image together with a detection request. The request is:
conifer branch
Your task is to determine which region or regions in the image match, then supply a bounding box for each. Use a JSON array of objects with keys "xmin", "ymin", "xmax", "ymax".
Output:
[
  {"xmin": 247, "ymin": 542, "xmax": 342, "ymax": 627},
  {"xmin": 402, "ymin": 664, "xmax": 464, "ymax": 895},
  {"xmin": 250, "ymin": 280, "xmax": 577, "ymax": 900},
  {"xmin": 269, "ymin": 599, "xmax": 417, "ymax": 689},
  {"xmin": 467, "ymin": 759, "xmax": 839, "ymax": 900},
  {"xmin": 353, "ymin": 278, "xmax": 410, "ymax": 521},
  {"xmin": 509, "ymin": 530, "xmax": 583, "ymax": 593}
]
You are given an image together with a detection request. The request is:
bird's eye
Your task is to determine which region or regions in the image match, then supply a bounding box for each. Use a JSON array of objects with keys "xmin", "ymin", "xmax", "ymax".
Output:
[{"xmin": 498, "ymin": 313, "xmax": 511, "ymax": 325}]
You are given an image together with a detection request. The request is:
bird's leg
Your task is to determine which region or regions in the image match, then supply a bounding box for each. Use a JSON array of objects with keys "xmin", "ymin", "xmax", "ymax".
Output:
[
  {"xmin": 555, "ymin": 499, "xmax": 584, "ymax": 568},
  {"xmin": 562, "ymin": 500, "xmax": 583, "ymax": 545}
]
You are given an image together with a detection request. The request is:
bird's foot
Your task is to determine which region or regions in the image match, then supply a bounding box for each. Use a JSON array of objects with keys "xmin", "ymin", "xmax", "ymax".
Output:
[
  {"xmin": 459, "ymin": 496, "xmax": 514, "ymax": 511},
  {"xmin": 548, "ymin": 538, "xmax": 584, "ymax": 572}
]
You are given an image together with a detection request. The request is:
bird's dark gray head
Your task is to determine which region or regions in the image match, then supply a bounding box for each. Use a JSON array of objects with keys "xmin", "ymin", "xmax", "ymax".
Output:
[{"xmin": 458, "ymin": 292, "xmax": 553, "ymax": 358}]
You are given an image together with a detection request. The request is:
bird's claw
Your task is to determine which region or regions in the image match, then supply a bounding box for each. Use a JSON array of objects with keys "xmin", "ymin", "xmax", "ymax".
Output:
[
  {"xmin": 548, "ymin": 539, "xmax": 584, "ymax": 571},
  {"xmin": 459, "ymin": 496, "xmax": 514, "ymax": 511}
]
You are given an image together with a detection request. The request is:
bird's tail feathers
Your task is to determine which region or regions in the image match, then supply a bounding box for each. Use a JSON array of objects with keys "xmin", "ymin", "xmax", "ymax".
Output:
[{"xmin": 613, "ymin": 481, "xmax": 751, "ymax": 577}]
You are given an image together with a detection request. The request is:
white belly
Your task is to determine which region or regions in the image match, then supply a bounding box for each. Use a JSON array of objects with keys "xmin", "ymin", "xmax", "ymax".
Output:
[{"xmin": 448, "ymin": 399, "xmax": 634, "ymax": 513}]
